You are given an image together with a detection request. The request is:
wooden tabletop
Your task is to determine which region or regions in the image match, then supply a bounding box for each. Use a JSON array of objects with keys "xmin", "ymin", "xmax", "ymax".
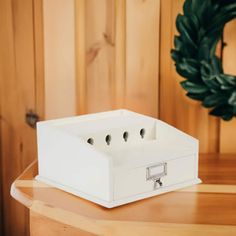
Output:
[{"xmin": 11, "ymin": 154, "xmax": 236, "ymax": 236}]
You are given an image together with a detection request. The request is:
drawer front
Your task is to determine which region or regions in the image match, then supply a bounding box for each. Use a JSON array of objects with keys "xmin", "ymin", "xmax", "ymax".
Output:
[{"xmin": 114, "ymin": 155, "xmax": 196, "ymax": 200}]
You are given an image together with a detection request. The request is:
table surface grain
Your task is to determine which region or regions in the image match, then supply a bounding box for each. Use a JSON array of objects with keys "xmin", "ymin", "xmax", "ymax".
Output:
[{"xmin": 11, "ymin": 154, "xmax": 236, "ymax": 236}]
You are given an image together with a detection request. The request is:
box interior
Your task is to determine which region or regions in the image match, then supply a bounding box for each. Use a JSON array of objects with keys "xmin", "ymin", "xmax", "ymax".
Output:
[{"xmin": 54, "ymin": 110, "xmax": 194, "ymax": 169}]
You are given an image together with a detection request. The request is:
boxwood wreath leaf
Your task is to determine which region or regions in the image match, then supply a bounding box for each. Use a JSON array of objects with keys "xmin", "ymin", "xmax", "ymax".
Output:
[{"xmin": 171, "ymin": 0, "xmax": 236, "ymax": 121}]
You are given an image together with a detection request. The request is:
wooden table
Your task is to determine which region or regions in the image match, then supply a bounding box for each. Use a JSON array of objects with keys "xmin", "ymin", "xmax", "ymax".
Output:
[{"xmin": 11, "ymin": 154, "xmax": 236, "ymax": 236}]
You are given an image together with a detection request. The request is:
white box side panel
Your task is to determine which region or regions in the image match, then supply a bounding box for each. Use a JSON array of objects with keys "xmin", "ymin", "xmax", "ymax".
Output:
[
  {"xmin": 37, "ymin": 125, "xmax": 111, "ymax": 201},
  {"xmin": 156, "ymin": 120, "xmax": 198, "ymax": 149}
]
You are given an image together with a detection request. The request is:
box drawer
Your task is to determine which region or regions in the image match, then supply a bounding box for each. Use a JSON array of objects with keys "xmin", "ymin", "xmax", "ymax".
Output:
[{"xmin": 114, "ymin": 155, "xmax": 196, "ymax": 200}]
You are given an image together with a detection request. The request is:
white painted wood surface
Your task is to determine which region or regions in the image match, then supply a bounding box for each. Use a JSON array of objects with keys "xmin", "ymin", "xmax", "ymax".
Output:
[{"xmin": 36, "ymin": 110, "xmax": 200, "ymax": 207}]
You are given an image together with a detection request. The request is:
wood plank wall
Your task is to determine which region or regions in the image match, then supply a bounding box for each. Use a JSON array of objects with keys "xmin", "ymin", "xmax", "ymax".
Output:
[
  {"xmin": 0, "ymin": 0, "xmax": 44, "ymax": 235},
  {"xmin": 0, "ymin": 2, "xmax": 3, "ymax": 229},
  {"xmin": 75, "ymin": 0, "xmax": 235, "ymax": 153},
  {"xmin": 125, "ymin": 0, "xmax": 160, "ymax": 117},
  {"xmin": 220, "ymin": 19, "xmax": 236, "ymax": 153},
  {"xmin": 159, "ymin": 0, "xmax": 235, "ymax": 153},
  {"xmin": 43, "ymin": 0, "xmax": 76, "ymax": 119},
  {"xmin": 0, "ymin": 30, "xmax": 3, "ymax": 236},
  {"xmin": 160, "ymin": 0, "xmax": 235, "ymax": 153},
  {"xmin": 75, "ymin": 0, "xmax": 160, "ymax": 117},
  {"xmin": 159, "ymin": 0, "xmax": 220, "ymax": 153}
]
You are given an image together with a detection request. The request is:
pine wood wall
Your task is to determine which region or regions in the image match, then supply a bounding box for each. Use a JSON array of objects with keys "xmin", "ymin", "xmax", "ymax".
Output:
[
  {"xmin": 74, "ymin": 0, "xmax": 236, "ymax": 153},
  {"xmin": 159, "ymin": 0, "xmax": 236, "ymax": 153},
  {"xmin": 75, "ymin": 0, "xmax": 160, "ymax": 117},
  {"xmin": 0, "ymin": 0, "xmax": 44, "ymax": 235},
  {"xmin": 0, "ymin": 0, "xmax": 236, "ymax": 236}
]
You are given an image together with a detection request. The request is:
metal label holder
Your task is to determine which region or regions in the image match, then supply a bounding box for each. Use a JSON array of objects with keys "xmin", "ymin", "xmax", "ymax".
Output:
[{"xmin": 146, "ymin": 162, "xmax": 167, "ymax": 190}]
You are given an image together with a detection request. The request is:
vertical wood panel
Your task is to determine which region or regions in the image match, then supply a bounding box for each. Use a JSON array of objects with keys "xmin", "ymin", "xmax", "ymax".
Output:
[
  {"xmin": 76, "ymin": 0, "xmax": 160, "ymax": 116},
  {"xmin": 76, "ymin": 0, "xmax": 126, "ymax": 113},
  {"xmin": 43, "ymin": 0, "xmax": 76, "ymax": 119},
  {"xmin": 0, "ymin": 0, "xmax": 4, "ymax": 233},
  {"xmin": 85, "ymin": 0, "xmax": 115, "ymax": 113},
  {"xmin": 0, "ymin": 2, "xmax": 18, "ymax": 235},
  {"xmin": 125, "ymin": 0, "xmax": 160, "ymax": 117},
  {"xmin": 159, "ymin": 0, "xmax": 220, "ymax": 153},
  {"xmin": 0, "ymin": 113, "xmax": 2, "ymax": 234},
  {"xmin": 75, "ymin": 0, "xmax": 236, "ymax": 152},
  {"xmin": 0, "ymin": 0, "xmax": 34, "ymax": 234},
  {"xmin": 34, "ymin": 0, "xmax": 45, "ymax": 120},
  {"xmin": 75, "ymin": 0, "xmax": 87, "ymax": 114},
  {"xmin": 0, "ymin": 0, "xmax": 44, "ymax": 235},
  {"xmin": 220, "ymin": 20, "xmax": 236, "ymax": 153},
  {"xmin": 30, "ymin": 211, "xmax": 95, "ymax": 236},
  {"xmin": 114, "ymin": 0, "xmax": 126, "ymax": 108},
  {"xmin": 0, "ymin": 10, "xmax": 3, "ymax": 234}
]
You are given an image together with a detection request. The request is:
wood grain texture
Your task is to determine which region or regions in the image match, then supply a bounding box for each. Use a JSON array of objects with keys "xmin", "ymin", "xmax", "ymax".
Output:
[
  {"xmin": 74, "ymin": 0, "xmax": 236, "ymax": 153},
  {"xmin": 76, "ymin": 0, "xmax": 119, "ymax": 113},
  {"xmin": 75, "ymin": 0, "xmax": 127, "ymax": 113},
  {"xmin": 125, "ymin": 0, "xmax": 160, "ymax": 117},
  {"xmin": 30, "ymin": 211, "xmax": 95, "ymax": 236},
  {"xmin": 0, "ymin": 1, "xmax": 4, "ymax": 233},
  {"xmin": 76, "ymin": 0, "xmax": 160, "ymax": 117},
  {"xmin": 159, "ymin": 0, "xmax": 220, "ymax": 153},
  {"xmin": 0, "ymin": 58, "xmax": 3, "ymax": 236},
  {"xmin": 199, "ymin": 153, "xmax": 236, "ymax": 184},
  {"xmin": 10, "ymin": 154, "xmax": 236, "ymax": 236},
  {"xmin": 114, "ymin": 0, "xmax": 126, "ymax": 109},
  {"xmin": 43, "ymin": 0, "xmax": 76, "ymax": 119},
  {"xmin": 85, "ymin": 0, "xmax": 116, "ymax": 113},
  {"xmin": 220, "ymin": 19, "xmax": 236, "ymax": 153},
  {"xmin": 75, "ymin": 0, "xmax": 87, "ymax": 114},
  {"xmin": 0, "ymin": 0, "xmax": 44, "ymax": 235},
  {"xmin": 1, "ymin": 1, "xmax": 236, "ymax": 235},
  {"xmin": 0, "ymin": 1, "xmax": 34, "ymax": 235},
  {"xmin": 29, "ymin": 203, "xmax": 236, "ymax": 236},
  {"xmin": 33, "ymin": 0, "xmax": 45, "ymax": 120}
]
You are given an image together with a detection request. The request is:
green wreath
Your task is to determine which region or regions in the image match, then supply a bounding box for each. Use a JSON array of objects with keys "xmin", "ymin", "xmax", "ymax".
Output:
[{"xmin": 171, "ymin": 0, "xmax": 236, "ymax": 121}]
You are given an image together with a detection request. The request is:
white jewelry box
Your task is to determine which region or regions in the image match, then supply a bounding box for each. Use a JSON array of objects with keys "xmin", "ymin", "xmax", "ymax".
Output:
[{"xmin": 36, "ymin": 109, "xmax": 201, "ymax": 208}]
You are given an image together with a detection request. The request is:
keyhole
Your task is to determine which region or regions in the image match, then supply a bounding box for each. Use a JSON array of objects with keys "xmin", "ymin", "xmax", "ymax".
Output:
[
  {"xmin": 140, "ymin": 128, "xmax": 145, "ymax": 139},
  {"xmin": 105, "ymin": 135, "xmax": 111, "ymax": 145},
  {"xmin": 154, "ymin": 178, "xmax": 163, "ymax": 190},
  {"xmin": 87, "ymin": 138, "xmax": 94, "ymax": 145},
  {"xmin": 123, "ymin": 131, "xmax": 129, "ymax": 142},
  {"xmin": 155, "ymin": 178, "xmax": 163, "ymax": 187}
]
